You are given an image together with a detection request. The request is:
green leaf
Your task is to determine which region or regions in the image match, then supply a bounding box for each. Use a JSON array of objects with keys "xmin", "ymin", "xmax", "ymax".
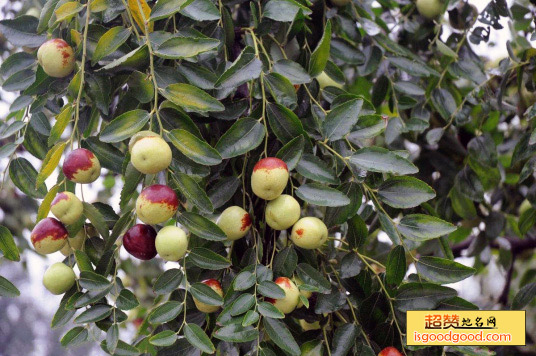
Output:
[
  {"xmin": 167, "ymin": 129, "xmax": 222, "ymax": 165},
  {"xmin": 416, "ymin": 256, "xmax": 476, "ymax": 284},
  {"xmin": 519, "ymin": 208, "xmax": 536, "ymax": 235},
  {"xmin": 325, "ymin": 182, "xmax": 362, "ymax": 227},
  {"xmin": 346, "ymin": 215, "xmax": 368, "ymax": 249},
  {"xmin": 0, "ymin": 275, "xmax": 20, "ymax": 297},
  {"xmin": 273, "ymin": 59, "xmax": 311, "ymax": 84},
  {"xmin": 75, "ymin": 250, "xmax": 94, "ymax": 272},
  {"xmin": 258, "ymin": 301, "xmax": 285, "ymax": 319},
  {"xmin": 0, "ymin": 225, "xmax": 20, "ymax": 262},
  {"xmin": 378, "ymin": 176, "xmax": 436, "ymax": 209},
  {"xmin": 178, "ymin": 212, "xmax": 227, "ymax": 241},
  {"xmin": 190, "ymin": 282, "xmax": 224, "ymax": 306},
  {"xmin": 234, "ymin": 271, "xmax": 256, "ymax": 291},
  {"xmin": 74, "ymin": 304, "xmax": 112, "ymax": 324},
  {"xmin": 51, "ymin": 295, "xmax": 76, "ymax": 328},
  {"xmin": 99, "ymin": 109, "xmax": 150, "ymax": 143},
  {"xmin": 154, "ymin": 36, "xmax": 220, "ymax": 59},
  {"xmin": 385, "ymin": 245, "xmax": 406, "ymax": 285},
  {"xmin": 395, "ymin": 283, "xmax": 457, "ymax": 312},
  {"xmin": 54, "ymin": 1, "xmax": 83, "ymax": 22},
  {"xmin": 9, "ymin": 157, "xmax": 47, "ymax": 199},
  {"xmin": 48, "ymin": 105, "xmax": 73, "ymax": 147},
  {"xmin": 276, "ymin": 135, "xmax": 305, "ymax": 171},
  {"xmin": 153, "ymin": 268, "xmax": 183, "ymax": 295},
  {"xmin": 296, "ymin": 183, "xmax": 350, "ymax": 207},
  {"xmin": 264, "ymin": 72, "xmax": 298, "ymax": 109},
  {"xmin": 431, "ymin": 88, "xmax": 457, "ymax": 121},
  {"xmin": 3, "ymin": 69, "xmax": 35, "ymax": 92},
  {"xmin": 349, "ymin": 147, "xmax": 418, "ymax": 175},
  {"xmin": 263, "ymin": 318, "xmax": 300, "ymax": 356},
  {"xmin": 215, "ymin": 47, "xmax": 262, "ymax": 89},
  {"xmin": 79, "ymin": 271, "xmax": 111, "ymax": 291},
  {"xmin": 106, "ymin": 324, "xmax": 119, "ymax": 354},
  {"xmin": 180, "ymin": 0, "xmax": 220, "ymax": 21},
  {"xmin": 332, "ymin": 324, "xmax": 358, "ymax": 356},
  {"xmin": 215, "ymin": 117, "xmax": 265, "ymax": 159},
  {"xmin": 273, "ymin": 246, "xmax": 298, "ymax": 277},
  {"xmin": 214, "ymin": 324, "xmax": 259, "ymax": 342},
  {"xmin": 208, "ymin": 176, "xmax": 241, "ymax": 209},
  {"xmin": 184, "ymin": 324, "xmax": 215, "ymax": 353},
  {"xmin": 230, "ymin": 293, "xmax": 255, "ymax": 316},
  {"xmin": 309, "ymin": 20, "xmax": 331, "ymax": 77},
  {"xmin": 148, "ymin": 301, "xmax": 183, "ymax": 324},
  {"xmin": 149, "ymin": 330, "xmax": 177, "ymax": 347},
  {"xmin": 323, "ymin": 98, "xmax": 363, "ymax": 141},
  {"xmin": 0, "ymin": 16, "xmax": 46, "ymax": 47},
  {"xmin": 266, "ymin": 102, "xmax": 304, "ymax": 144},
  {"xmin": 264, "ymin": 0, "xmax": 312, "ymax": 22},
  {"xmin": 257, "ymin": 281, "xmax": 285, "ymax": 299},
  {"xmin": 449, "ymin": 186, "xmax": 477, "ymax": 219},
  {"xmin": 60, "ymin": 327, "xmax": 88, "ymax": 348},
  {"xmin": 171, "ymin": 172, "xmax": 214, "ymax": 213},
  {"xmin": 187, "ymin": 247, "xmax": 231, "ymax": 270},
  {"xmin": 37, "ymin": 184, "xmax": 60, "ymax": 223},
  {"xmin": 296, "ymin": 263, "xmax": 331, "ymax": 293},
  {"xmin": 92, "ymin": 27, "xmax": 131, "ymax": 64},
  {"xmin": 161, "ymin": 83, "xmax": 224, "ymax": 113},
  {"xmin": 82, "ymin": 202, "xmax": 110, "ymax": 241},
  {"xmin": 296, "ymin": 153, "xmax": 339, "ymax": 185},
  {"xmin": 512, "ymin": 282, "xmax": 536, "ymax": 309},
  {"xmin": 242, "ymin": 310, "xmax": 259, "ymax": 326},
  {"xmin": 150, "ymin": 0, "xmax": 194, "ymax": 20},
  {"xmin": 116, "ymin": 289, "xmax": 139, "ymax": 310},
  {"xmin": 398, "ymin": 214, "xmax": 457, "ymax": 241},
  {"xmin": 36, "ymin": 141, "xmax": 66, "ymax": 188}
]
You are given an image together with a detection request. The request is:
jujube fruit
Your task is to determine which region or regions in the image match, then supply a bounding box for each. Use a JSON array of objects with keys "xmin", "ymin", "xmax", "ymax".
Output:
[
  {"xmin": 265, "ymin": 194, "xmax": 301, "ymax": 230},
  {"xmin": 31, "ymin": 217, "xmax": 68, "ymax": 254},
  {"xmin": 37, "ymin": 39, "xmax": 75, "ymax": 78},
  {"xmin": 43, "ymin": 262, "xmax": 76, "ymax": 295},
  {"xmin": 129, "ymin": 131, "xmax": 172, "ymax": 175},
  {"xmin": 136, "ymin": 184, "xmax": 179, "ymax": 225},
  {"xmin": 290, "ymin": 217, "xmax": 328, "ymax": 249},
  {"xmin": 155, "ymin": 226, "xmax": 188, "ymax": 261},
  {"xmin": 50, "ymin": 191, "xmax": 83, "ymax": 225},
  {"xmin": 416, "ymin": 0, "xmax": 443, "ymax": 19},
  {"xmin": 251, "ymin": 157, "xmax": 289, "ymax": 200},
  {"xmin": 216, "ymin": 206, "xmax": 252, "ymax": 241},
  {"xmin": 266, "ymin": 277, "xmax": 300, "ymax": 314},
  {"xmin": 62, "ymin": 148, "xmax": 101, "ymax": 184},
  {"xmin": 378, "ymin": 347, "xmax": 403, "ymax": 356},
  {"xmin": 123, "ymin": 224, "xmax": 157, "ymax": 260}
]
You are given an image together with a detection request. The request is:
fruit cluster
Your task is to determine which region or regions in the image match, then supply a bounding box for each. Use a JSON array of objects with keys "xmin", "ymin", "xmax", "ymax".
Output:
[{"xmin": 31, "ymin": 103, "xmax": 326, "ymax": 314}]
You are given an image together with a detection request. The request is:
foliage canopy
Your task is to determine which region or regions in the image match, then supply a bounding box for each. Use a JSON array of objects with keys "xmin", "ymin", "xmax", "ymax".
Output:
[{"xmin": 0, "ymin": 0, "xmax": 536, "ymax": 354}]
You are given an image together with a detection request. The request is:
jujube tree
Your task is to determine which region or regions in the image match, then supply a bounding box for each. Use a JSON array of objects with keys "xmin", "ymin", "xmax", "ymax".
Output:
[{"xmin": 0, "ymin": 0, "xmax": 535, "ymax": 354}]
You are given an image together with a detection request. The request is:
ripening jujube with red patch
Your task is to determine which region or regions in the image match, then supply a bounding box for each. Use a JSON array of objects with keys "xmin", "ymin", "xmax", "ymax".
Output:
[
  {"xmin": 30, "ymin": 217, "xmax": 68, "ymax": 255},
  {"xmin": 135, "ymin": 184, "xmax": 179, "ymax": 225},
  {"xmin": 267, "ymin": 277, "xmax": 300, "ymax": 314},
  {"xmin": 62, "ymin": 148, "xmax": 101, "ymax": 184},
  {"xmin": 378, "ymin": 347, "xmax": 403, "ymax": 356},
  {"xmin": 37, "ymin": 38, "xmax": 75, "ymax": 78},
  {"xmin": 216, "ymin": 205, "xmax": 252, "ymax": 240},
  {"xmin": 50, "ymin": 191, "xmax": 83, "ymax": 225},
  {"xmin": 251, "ymin": 157, "xmax": 289, "ymax": 200}
]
